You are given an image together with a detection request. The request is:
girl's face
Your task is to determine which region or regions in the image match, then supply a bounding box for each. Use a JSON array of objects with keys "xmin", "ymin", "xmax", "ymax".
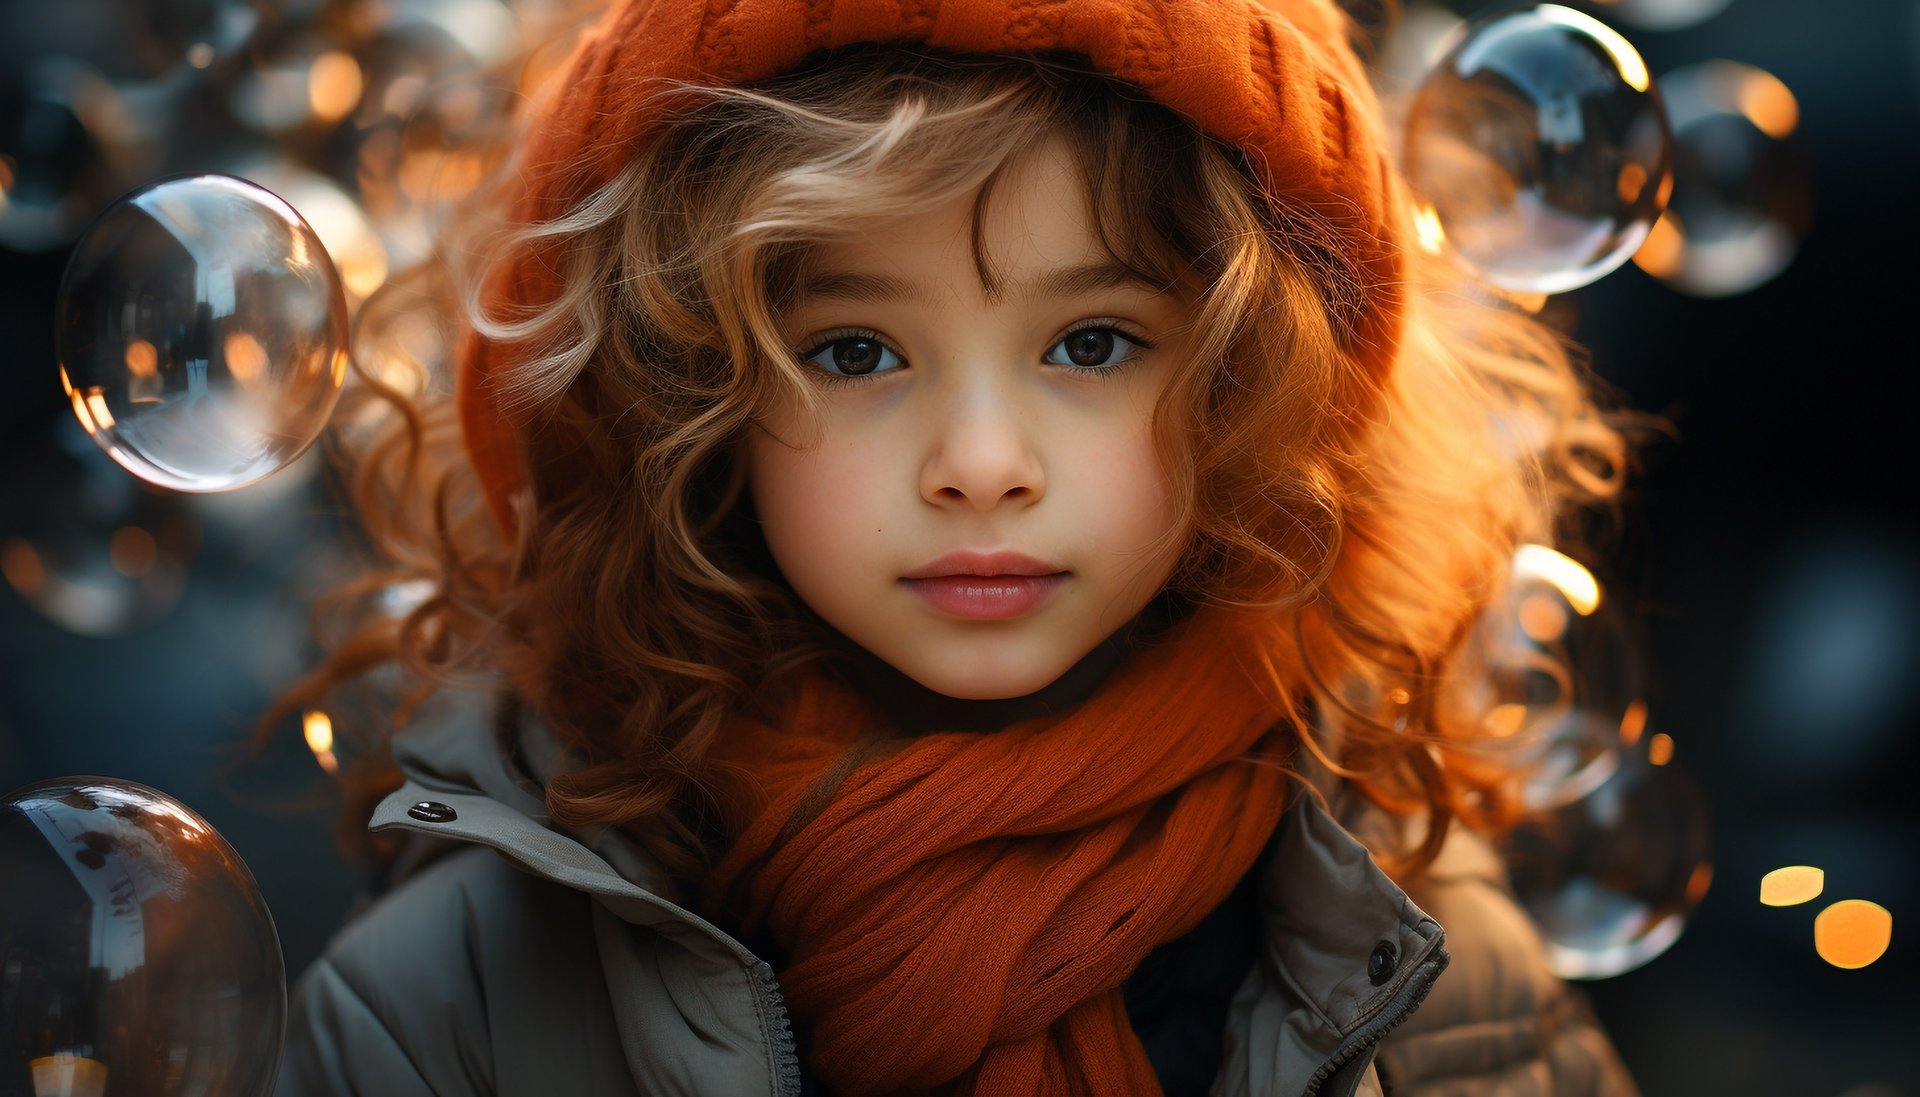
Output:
[{"xmin": 745, "ymin": 135, "xmax": 1198, "ymax": 700}]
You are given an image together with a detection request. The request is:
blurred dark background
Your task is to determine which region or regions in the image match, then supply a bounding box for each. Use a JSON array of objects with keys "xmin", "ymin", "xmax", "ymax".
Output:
[{"xmin": 2, "ymin": 1, "xmax": 1915, "ymax": 1095}]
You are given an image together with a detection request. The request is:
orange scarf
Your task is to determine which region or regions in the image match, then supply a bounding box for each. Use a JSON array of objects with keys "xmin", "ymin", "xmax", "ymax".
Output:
[{"xmin": 700, "ymin": 603, "xmax": 1303, "ymax": 1096}]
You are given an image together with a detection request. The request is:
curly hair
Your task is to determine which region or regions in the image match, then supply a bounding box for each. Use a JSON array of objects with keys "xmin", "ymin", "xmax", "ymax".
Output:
[{"xmin": 261, "ymin": 42, "xmax": 1657, "ymax": 889}]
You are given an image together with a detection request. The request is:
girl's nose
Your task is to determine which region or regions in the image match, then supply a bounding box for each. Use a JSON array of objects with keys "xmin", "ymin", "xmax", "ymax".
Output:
[{"xmin": 917, "ymin": 388, "xmax": 1046, "ymax": 513}]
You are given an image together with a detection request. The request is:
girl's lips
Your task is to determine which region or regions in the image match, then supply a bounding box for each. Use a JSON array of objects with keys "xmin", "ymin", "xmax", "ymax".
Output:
[{"xmin": 900, "ymin": 573, "xmax": 1068, "ymax": 619}]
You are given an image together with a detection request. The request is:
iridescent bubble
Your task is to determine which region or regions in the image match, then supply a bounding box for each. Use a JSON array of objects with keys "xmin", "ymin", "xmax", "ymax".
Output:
[
  {"xmin": 55, "ymin": 174, "xmax": 349, "ymax": 492},
  {"xmin": 1404, "ymin": 4, "xmax": 1673, "ymax": 294},
  {"xmin": 1498, "ymin": 747, "xmax": 1713, "ymax": 979},
  {"xmin": 1631, "ymin": 60, "xmax": 1812, "ymax": 297},
  {"xmin": 0, "ymin": 776, "xmax": 285, "ymax": 1096}
]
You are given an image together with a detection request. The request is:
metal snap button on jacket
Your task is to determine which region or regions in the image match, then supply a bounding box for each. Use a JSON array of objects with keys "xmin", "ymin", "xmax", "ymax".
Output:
[
  {"xmin": 1368, "ymin": 940, "xmax": 1398, "ymax": 985},
  {"xmin": 408, "ymin": 801, "xmax": 458, "ymax": 823}
]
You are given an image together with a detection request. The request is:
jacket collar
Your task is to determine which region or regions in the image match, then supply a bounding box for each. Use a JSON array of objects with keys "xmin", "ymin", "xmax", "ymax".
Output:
[
  {"xmin": 1229, "ymin": 741, "xmax": 1450, "ymax": 1097},
  {"xmin": 368, "ymin": 692, "xmax": 1448, "ymax": 1096}
]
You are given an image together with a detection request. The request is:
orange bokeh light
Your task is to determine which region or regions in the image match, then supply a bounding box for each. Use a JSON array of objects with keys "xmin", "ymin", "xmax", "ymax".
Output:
[{"xmin": 1814, "ymin": 899, "xmax": 1892, "ymax": 969}]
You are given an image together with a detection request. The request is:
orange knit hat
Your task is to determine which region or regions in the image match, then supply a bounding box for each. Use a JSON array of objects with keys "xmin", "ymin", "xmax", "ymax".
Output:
[{"xmin": 458, "ymin": 0, "xmax": 1409, "ymax": 536}]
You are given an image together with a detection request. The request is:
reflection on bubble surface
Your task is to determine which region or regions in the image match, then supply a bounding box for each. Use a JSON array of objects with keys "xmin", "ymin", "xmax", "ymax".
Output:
[
  {"xmin": 55, "ymin": 174, "xmax": 348, "ymax": 493},
  {"xmin": 1405, "ymin": 4, "xmax": 1673, "ymax": 294}
]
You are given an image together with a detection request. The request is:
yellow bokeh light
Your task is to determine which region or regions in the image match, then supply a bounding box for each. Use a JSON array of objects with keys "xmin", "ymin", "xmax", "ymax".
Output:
[
  {"xmin": 1517, "ymin": 590, "xmax": 1571, "ymax": 643},
  {"xmin": 1412, "ymin": 201, "xmax": 1446, "ymax": 255},
  {"xmin": 340, "ymin": 249, "xmax": 390, "ymax": 299},
  {"xmin": 398, "ymin": 149, "xmax": 489, "ymax": 205},
  {"xmin": 1648, "ymin": 732, "xmax": 1674, "ymax": 766},
  {"xmin": 304, "ymin": 710, "xmax": 339, "ymax": 775},
  {"xmin": 1735, "ymin": 66, "xmax": 1799, "ymax": 139},
  {"xmin": 1513, "ymin": 543, "xmax": 1602, "ymax": 616},
  {"xmin": 1484, "ymin": 702, "xmax": 1529, "ymax": 738},
  {"xmin": 309, "ymin": 51, "xmax": 365, "ymax": 124},
  {"xmin": 224, "ymin": 331, "xmax": 269, "ymax": 387},
  {"xmin": 1633, "ymin": 210, "xmax": 1686, "ymax": 279},
  {"xmin": 124, "ymin": 338, "xmax": 158, "ymax": 379},
  {"xmin": 303, "ymin": 709, "xmax": 334, "ymax": 753},
  {"xmin": 1760, "ymin": 865, "xmax": 1824, "ymax": 907},
  {"xmin": 1814, "ymin": 899, "xmax": 1892, "ymax": 969}
]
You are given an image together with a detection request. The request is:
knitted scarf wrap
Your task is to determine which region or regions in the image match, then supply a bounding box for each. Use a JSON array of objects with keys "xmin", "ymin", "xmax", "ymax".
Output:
[{"xmin": 699, "ymin": 603, "xmax": 1302, "ymax": 1096}]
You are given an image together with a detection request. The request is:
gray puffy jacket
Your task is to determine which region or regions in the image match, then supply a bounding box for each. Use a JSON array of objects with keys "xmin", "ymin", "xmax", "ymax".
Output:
[{"xmin": 273, "ymin": 696, "xmax": 1644, "ymax": 1097}]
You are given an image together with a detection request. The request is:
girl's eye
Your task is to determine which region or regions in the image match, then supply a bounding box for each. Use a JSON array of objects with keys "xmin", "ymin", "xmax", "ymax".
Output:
[
  {"xmin": 799, "ymin": 331, "xmax": 903, "ymax": 381},
  {"xmin": 795, "ymin": 322, "xmax": 1153, "ymax": 385},
  {"xmin": 1043, "ymin": 325, "xmax": 1152, "ymax": 371}
]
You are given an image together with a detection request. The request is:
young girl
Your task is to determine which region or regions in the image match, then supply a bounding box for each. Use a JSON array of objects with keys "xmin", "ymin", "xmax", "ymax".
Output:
[{"xmin": 269, "ymin": 0, "xmax": 1650, "ymax": 1094}]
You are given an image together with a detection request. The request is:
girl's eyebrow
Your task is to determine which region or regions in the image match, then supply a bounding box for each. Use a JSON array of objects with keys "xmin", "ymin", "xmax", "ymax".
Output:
[{"xmin": 796, "ymin": 259, "xmax": 1159, "ymax": 306}]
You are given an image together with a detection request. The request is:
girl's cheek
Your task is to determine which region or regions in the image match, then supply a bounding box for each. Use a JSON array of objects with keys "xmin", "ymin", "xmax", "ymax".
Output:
[{"xmin": 746, "ymin": 424, "xmax": 886, "ymax": 561}]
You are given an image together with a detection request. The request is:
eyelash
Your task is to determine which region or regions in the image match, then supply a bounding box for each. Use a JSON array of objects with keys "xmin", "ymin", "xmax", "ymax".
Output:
[{"xmin": 795, "ymin": 320, "xmax": 1158, "ymax": 390}]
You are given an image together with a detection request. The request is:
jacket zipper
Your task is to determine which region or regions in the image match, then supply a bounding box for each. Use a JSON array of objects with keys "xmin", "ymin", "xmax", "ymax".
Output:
[
  {"xmin": 748, "ymin": 956, "xmax": 804, "ymax": 1097},
  {"xmin": 1303, "ymin": 945, "xmax": 1450, "ymax": 1097}
]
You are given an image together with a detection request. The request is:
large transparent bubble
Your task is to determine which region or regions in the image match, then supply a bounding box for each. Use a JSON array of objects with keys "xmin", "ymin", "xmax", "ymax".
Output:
[
  {"xmin": 1499, "ymin": 745, "xmax": 1713, "ymax": 979},
  {"xmin": 55, "ymin": 174, "xmax": 349, "ymax": 493},
  {"xmin": 0, "ymin": 776, "xmax": 285, "ymax": 1096},
  {"xmin": 1632, "ymin": 60, "xmax": 1812, "ymax": 297},
  {"xmin": 1404, "ymin": 4, "xmax": 1673, "ymax": 293}
]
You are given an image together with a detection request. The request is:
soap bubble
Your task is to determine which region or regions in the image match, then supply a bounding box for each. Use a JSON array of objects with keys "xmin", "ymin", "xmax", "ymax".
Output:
[
  {"xmin": 1594, "ymin": 0, "xmax": 1737, "ymax": 33},
  {"xmin": 1465, "ymin": 543, "xmax": 1713, "ymax": 978},
  {"xmin": 0, "ymin": 60, "xmax": 118, "ymax": 253},
  {"xmin": 1499, "ymin": 746, "xmax": 1713, "ymax": 979},
  {"xmin": 1631, "ymin": 60, "xmax": 1812, "ymax": 297},
  {"xmin": 55, "ymin": 174, "xmax": 349, "ymax": 493},
  {"xmin": 1464, "ymin": 544, "xmax": 1648, "ymax": 812},
  {"xmin": 0, "ymin": 776, "xmax": 285, "ymax": 1096},
  {"xmin": 0, "ymin": 416, "xmax": 200, "ymax": 638},
  {"xmin": 1404, "ymin": 4, "xmax": 1673, "ymax": 294},
  {"xmin": 0, "ymin": 0, "xmax": 259, "ymax": 86}
]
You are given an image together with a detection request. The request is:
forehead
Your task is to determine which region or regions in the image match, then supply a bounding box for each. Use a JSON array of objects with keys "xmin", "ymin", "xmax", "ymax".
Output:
[{"xmin": 792, "ymin": 135, "xmax": 1136, "ymax": 308}]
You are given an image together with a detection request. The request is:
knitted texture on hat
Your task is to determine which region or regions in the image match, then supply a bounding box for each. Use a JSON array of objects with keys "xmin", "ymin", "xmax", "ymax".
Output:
[{"xmin": 458, "ymin": 0, "xmax": 1409, "ymax": 535}]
